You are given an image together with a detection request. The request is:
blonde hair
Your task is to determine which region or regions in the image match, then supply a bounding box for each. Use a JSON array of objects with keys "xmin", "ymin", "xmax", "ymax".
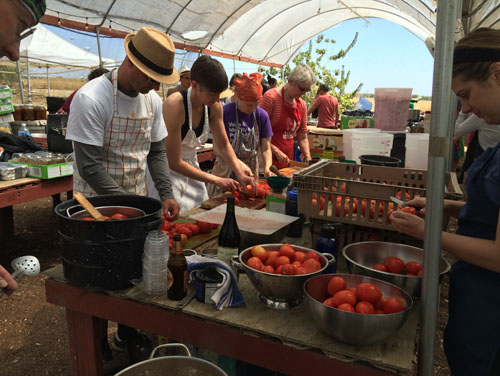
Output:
[{"xmin": 453, "ymin": 28, "xmax": 500, "ymax": 81}]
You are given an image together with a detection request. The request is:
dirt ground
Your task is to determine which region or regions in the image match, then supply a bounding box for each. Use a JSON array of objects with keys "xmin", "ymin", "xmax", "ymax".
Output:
[{"xmin": 0, "ymin": 195, "xmax": 454, "ymax": 375}]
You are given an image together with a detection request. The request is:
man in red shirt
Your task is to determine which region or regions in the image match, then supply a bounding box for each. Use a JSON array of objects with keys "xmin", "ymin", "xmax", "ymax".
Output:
[
  {"xmin": 259, "ymin": 64, "xmax": 315, "ymax": 168},
  {"xmin": 308, "ymin": 84, "xmax": 339, "ymax": 128}
]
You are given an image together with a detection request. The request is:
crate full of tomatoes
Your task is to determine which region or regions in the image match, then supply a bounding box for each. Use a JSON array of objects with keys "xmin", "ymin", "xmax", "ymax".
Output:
[{"xmin": 293, "ymin": 160, "xmax": 462, "ymax": 231}]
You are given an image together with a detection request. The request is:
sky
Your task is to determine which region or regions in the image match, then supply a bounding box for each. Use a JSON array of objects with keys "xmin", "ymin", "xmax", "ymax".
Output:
[{"xmin": 42, "ymin": 17, "xmax": 435, "ymax": 97}]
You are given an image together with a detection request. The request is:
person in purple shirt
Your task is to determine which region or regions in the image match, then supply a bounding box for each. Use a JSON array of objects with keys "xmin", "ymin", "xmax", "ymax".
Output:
[{"xmin": 208, "ymin": 72, "xmax": 274, "ymax": 197}]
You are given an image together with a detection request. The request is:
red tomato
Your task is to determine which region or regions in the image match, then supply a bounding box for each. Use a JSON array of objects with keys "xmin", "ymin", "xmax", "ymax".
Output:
[
  {"xmin": 291, "ymin": 261, "xmax": 302, "ymax": 268},
  {"xmin": 374, "ymin": 309, "xmax": 385, "ymax": 314},
  {"xmin": 111, "ymin": 213, "xmax": 128, "ymax": 220},
  {"xmin": 275, "ymin": 256, "xmax": 291, "ymax": 267},
  {"xmin": 251, "ymin": 245, "xmax": 267, "ymax": 262},
  {"xmin": 335, "ymin": 202, "xmax": 349, "ymax": 217},
  {"xmin": 279, "ymin": 243, "xmax": 295, "ymax": 259},
  {"xmin": 375, "ymin": 295, "xmax": 387, "ymax": 311},
  {"xmin": 232, "ymin": 190, "xmax": 240, "ymax": 199},
  {"xmin": 275, "ymin": 265, "xmax": 285, "ymax": 274},
  {"xmin": 82, "ymin": 217, "xmax": 95, "ymax": 221},
  {"xmin": 262, "ymin": 265, "xmax": 275, "ymax": 274},
  {"xmin": 348, "ymin": 287, "xmax": 357, "ymax": 296},
  {"xmin": 305, "ymin": 251, "xmax": 320, "ymax": 262},
  {"xmin": 176, "ymin": 226, "xmax": 192, "ymax": 238},
  {"xmin": 294, "ymin": 251, "xmax": 306, "ymax": 263},
  {"xmin": 161, "ymin": 220, "xmax": 170, "ymax": 231},
  {"xmin": 383, "ymin": 298, "xmax": 407, "ymax": 314},
  {"xmin": 281, "ymin": 264, "xmax": 297, "ymax": 275},
  {"xmin": 355, "ymin": 301, "xmax": 375, "ymax": 314},
  {"xmin": 405, "ymin": 260, "xmax": 422, "ymax": 274},
  {"xmin": 356, "ymin": 283, "xmax": 382, "ymax": 304},
  {"xmin": 247, "ymin": 257, "xmax": 263, "ymax": 271},
  {"xmin": 337, "ymin": 303, "xmax": 355, "ymax": 312},
  {"xmin": 327, "ymin": 276, "xmax": 347, "ymax": 296},
  {"xmin": 265, "ymin": 251, "xmax": 280, "ymax": 267},
  {"xmin": 184, "ymin": 223, "xmax": 200, "ymax": 235},
  {"xmin": 296, "ymin": 266, "xmax": 307, "ymax": 275},
  {"xmin": 323, "ymin": 297, "xmax": 337, "ymax": 307},
  {"xmin": 302, "ymin": 258, "xmax": 321, "ymax": 273},
  {"xmin": 373, "ymin": 263, "xmax": 388, "ymax": 272},
  {"xmin": 332, "ymin": 290, "xmax": 357, "ymax": 307},
  {"xmin": 400, "ymin": 206, "xmax": 417, "ymax": 215},
  {"xmin": 196, "ymin": 220, "xmax": 213, "ymax": 234},
  {"xmin": 417, "ymin": 269, "xmax": 423, "ymax": 276},
  {"xmin": 385, "ymin": 256, "xmax": 405, "ymax": 274}
]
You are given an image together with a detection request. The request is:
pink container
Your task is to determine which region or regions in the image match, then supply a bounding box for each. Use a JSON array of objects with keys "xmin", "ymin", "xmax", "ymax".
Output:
[{"xmin": 374, "ymin": 88, "xmax": 412, "ymax": 131}]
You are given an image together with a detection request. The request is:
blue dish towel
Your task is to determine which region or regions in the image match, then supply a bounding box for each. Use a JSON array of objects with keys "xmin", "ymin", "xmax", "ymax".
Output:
[{"xmin": 186, "ymin": 254, "xmax": 246, "ymax": 310}]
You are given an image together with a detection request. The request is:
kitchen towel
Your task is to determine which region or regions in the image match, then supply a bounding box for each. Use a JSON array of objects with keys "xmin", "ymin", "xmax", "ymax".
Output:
[{"xmin": 186, "ymin": 254, "xmax": 246, "ymax": 310}]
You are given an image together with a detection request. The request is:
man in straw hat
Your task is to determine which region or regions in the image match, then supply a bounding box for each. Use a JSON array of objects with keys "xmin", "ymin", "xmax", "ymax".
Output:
[
  {"xmin": 166, "ymin": 65, "xmax": 191, "ymax": 97},
  {"xmin": 66, "ymin": 27, "xmax": 181, "ymax": 360},
  {"xmin": 0, "ymin": 0, "xmax": 46, "ymax": 297},
  {"xmin": 208, "ymin": 72, "xmax": 275, "ymax": 197}
]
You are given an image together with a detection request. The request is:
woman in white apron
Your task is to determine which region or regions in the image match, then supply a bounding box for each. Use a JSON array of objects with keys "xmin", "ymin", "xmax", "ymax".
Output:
[
  {"xmin": 208, "ymin": 72, "xmax": 274, "ymax": 197},
  {"xmin": 160, "ymin": 55, "xmax": 255, "ymax": 213}
]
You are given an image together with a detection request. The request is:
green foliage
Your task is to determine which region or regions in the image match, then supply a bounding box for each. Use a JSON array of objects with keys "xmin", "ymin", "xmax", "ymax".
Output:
[{"xmin": 259, "ymin": 33, "xmax": 363, "ymax": 112}]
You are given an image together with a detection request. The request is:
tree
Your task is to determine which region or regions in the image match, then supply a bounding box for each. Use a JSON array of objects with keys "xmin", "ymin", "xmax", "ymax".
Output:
[{"xmin": 260, "ymin": 33, "xmax": 363, "ymax": 112}]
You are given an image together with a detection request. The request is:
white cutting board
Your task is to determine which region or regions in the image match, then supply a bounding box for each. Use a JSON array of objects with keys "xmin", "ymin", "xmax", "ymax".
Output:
[{"xmin": 189, "ymin": 205, "xmax": 297, "ymax": 235}]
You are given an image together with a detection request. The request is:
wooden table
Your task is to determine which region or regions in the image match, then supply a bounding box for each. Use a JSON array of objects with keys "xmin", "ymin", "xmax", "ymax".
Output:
[
  {"xmin": 44, "ymin": 229, "xmax": 418, "ymax": 376},
  {"xmin": 197, "ymin": 145, "xmax": 216, "ymax": 163},
  {"xmin": 0, "ymin": 175, "xmax": 73, "ymax": 237}
]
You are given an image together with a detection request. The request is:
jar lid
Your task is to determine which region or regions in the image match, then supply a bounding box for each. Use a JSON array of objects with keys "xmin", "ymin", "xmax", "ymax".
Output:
[
  {"xmin": 287, "ymin": 189, "xmax": 298, "ymax": 200},
  {"xmin": 320, "ymin": 223, "xmax": 337, "ymax": 237},
  {"xmin": 196, "ymin": 266, "xmax": 223, "ymax": 283}
]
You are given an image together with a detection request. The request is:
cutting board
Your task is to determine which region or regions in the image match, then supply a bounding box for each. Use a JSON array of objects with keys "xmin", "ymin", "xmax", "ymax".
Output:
[
  {"xmin": 278, "ymin": 161, "xmax": 308, "ymax": 178},
  {"xmin": 200, "ymin": 193, "xmax": 266, "ymax": 210},
  {"xmin": 172, "ymin": 207, "xmax": 220, "ymax": 250}
]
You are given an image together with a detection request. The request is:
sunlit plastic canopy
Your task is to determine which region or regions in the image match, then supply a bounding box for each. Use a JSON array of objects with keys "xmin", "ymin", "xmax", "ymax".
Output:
[{"xmin": 42, "ymin": 0, "xmax": 500, "ymax": 66}]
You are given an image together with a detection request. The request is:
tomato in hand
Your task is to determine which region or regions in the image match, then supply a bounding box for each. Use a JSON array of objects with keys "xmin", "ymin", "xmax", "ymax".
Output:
[
  {"xmin": 161, "ymin": 220, "xmax": 170, "ymax": 231},
  {"xmin": 400, "ymin": 206, "xmax": 417, "ymax": 215},
  {"xmin": 385, "ymin": 256, "xmax": 405, "ymax": 274},
  {"xmin": 356, "ymin": 283, "xmax": 382, "ymax": 304},
  {"xmin": 327, "ymin": 276, "xmax": 347, "ymax": 296}
]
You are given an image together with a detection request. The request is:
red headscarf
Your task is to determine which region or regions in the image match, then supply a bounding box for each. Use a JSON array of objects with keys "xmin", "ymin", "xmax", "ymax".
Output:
[{"xmin": 234, "ymin": 72, "xmax": 263, "ymax": 102}]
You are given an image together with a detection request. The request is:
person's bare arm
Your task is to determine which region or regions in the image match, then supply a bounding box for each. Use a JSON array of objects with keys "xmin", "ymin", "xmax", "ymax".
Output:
[{"xmin": 260, "ymin": 137, "xmax": 273, "ymax": 176}]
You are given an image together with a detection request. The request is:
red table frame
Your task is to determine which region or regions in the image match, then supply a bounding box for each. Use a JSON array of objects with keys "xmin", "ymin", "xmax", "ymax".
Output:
[
  {"xmin": 0, "ymin": 176, "xmax": 73, "ymax": 237},
  {"xmin": 45, "ymin": 277, "xmax": 393, "ymax": 376}
]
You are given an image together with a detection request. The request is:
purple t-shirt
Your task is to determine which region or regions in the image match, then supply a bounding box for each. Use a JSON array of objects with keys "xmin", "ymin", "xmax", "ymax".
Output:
[{"xmin": 223, "ymin": 101, "xmax": 273, "ymax": 144}]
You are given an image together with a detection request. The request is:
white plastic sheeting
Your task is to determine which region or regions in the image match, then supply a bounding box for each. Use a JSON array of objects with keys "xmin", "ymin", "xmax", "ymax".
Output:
[{"xmin": 18, "ymin": 24, "xmax": 117, "ymax": 68}]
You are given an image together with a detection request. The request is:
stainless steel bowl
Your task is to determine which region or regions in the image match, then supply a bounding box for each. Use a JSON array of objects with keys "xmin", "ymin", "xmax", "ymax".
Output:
[
  {"xmin": 232, "ymin": 244, "xmax": 334, "ymax": 309},
  {"xmin": 342, "ymin": 241, "xmax": 451, "ymax": 297},
  {"xmin": 240, "ymin": 225, "xmax": 289, "ymax": 250},
  {"xmin": 304, "ymin": 273, "xmax": 412, "ymax": 345}
]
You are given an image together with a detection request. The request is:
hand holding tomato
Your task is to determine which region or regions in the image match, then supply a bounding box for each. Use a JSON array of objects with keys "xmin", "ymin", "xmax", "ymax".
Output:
[{"xmin": 389, "ymin": 210, "xmax": 425, "ymax": 240}]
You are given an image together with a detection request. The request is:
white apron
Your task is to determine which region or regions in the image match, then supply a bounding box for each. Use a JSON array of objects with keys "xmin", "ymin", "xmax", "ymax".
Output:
[
  {"xmin": 74, "ymin": 69, "xmax": 153, "ymax": 196},
  {"xmin": 168, "ymin": 87, "xmax": 210, "ymax": 213}
]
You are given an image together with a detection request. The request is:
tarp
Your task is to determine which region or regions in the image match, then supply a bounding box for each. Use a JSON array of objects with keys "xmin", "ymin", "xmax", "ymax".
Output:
[
  {"xmin": 41, "ymin": 0, "xmax": 500, "ymax": 66},
  {"xmin": 18, "ymin": 24, "xmax": 117, "ymax": 69}
]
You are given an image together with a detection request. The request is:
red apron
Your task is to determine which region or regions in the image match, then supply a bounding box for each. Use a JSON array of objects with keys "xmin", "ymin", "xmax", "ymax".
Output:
[{"xmin": 271, "ymin": 87, "xmax": 303, "ymax": 169}]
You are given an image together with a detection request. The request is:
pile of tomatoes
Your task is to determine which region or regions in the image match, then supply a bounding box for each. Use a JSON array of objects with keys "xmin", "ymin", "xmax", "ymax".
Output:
[
  {"xmin": 161, "ymin": 219, "xmax": 218, "ymax": 248},
  {"xmin": 245, "ymin": 243, "xmax": 322, "ymax": 275},
  {"xmin": 81, "ymin": 212, "xmax": 129, "ymax": 221},
  {"xmin": 323, "ymin": 276, "xmax": 407, "ymax": 314},
  {"xmin": 224, "ymin": 182, "xmax": 271, "ymax": 205},
  {"xmin": 373, "ymin": 256, "xmax": 423, "ymax": 276}
]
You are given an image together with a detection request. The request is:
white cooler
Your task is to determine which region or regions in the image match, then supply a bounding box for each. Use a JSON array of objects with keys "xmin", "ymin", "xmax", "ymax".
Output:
[{"xmin": 405, "ymin": 133, "xmax": 430, "ymax": 169}]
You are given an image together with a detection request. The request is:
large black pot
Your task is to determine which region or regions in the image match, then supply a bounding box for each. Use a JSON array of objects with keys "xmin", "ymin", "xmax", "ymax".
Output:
[{"xmin": 55, "ymin": 194, "xmax": 163, "ymax": 290}]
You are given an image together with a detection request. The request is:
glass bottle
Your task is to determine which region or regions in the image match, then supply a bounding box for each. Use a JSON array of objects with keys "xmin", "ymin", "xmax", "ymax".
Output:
[
  {"xmin": 167, "ymin": 234, "xmax": 187, "ymax": 300},
  {"xmin": 217, "ymin": 195, "xmax": 241, "ymax": 276}
]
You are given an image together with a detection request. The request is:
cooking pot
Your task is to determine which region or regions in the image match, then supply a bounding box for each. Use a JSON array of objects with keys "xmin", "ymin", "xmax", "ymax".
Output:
[
  {"xmin": 66, "ymin": 205, "xmax": 145, "ymax": 220},
  {"xmin": 55, "ymin": 194, "xmax": 163, "ymax": 290}
]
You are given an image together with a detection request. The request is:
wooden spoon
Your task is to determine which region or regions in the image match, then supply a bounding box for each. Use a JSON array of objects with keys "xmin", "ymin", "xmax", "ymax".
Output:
[
  {"xmin": 270, "ymin": 165, "xmax": 285, "ymax": 177},
  {"xmin": 73, "ymin": 191, "xmax": 107, "ymax": 221}
]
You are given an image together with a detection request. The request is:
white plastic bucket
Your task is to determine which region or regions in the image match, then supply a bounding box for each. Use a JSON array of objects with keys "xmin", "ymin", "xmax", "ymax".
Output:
[
  {"xmin": 350, "ymin": 132, "xmax": 394, "ymax": 164},
  {"xmin": 374, "ymin": 88, "xmax": 413, "ymax": 131},
  {"xmin": 405, "ymin": 133, "xmax": 430, "ymax": 169},
  {"xmin": 342, "ymin": 128, "xmax": 381, "ymax": 160}
]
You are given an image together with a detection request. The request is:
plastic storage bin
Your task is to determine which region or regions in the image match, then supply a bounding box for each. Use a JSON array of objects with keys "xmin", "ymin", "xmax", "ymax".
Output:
[
  {"xmin": 350, "ymin": 132, "xmax": 394, "ymax": 164},
  {"xmin": 374, "ymin": 88, "xmax": 412, "ymax": 131},
  {"xmin": 342, "ymin": 128, "xmax": 381, "ymax": 160},
  {"xmin": 405, "ymin": 133, "xmax": 430, "ymax": 169}
]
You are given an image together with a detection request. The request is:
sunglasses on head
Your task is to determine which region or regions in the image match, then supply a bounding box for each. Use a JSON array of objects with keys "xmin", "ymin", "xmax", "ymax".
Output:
[{"xmin": 16, "ymin": 28, "xmax": 35, "ymax": 42}]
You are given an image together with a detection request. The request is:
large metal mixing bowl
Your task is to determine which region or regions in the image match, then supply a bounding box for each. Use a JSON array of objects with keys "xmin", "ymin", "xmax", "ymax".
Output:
[
  {"xmin": 232, "ymin": 244, "xmax": 334, "ymax": 309},
  {"xmin": 342, "ymin": 241, "xmax": 451, "ymax": 297},
  {"xmin": 304, "ymin": 273, "xmax": 412, "ymax": 345}
]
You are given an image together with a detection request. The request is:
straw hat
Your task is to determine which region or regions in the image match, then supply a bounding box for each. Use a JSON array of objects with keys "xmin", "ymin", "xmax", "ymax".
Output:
[
  {"xmin": 179, "ymin": 66, "xmax": 191, "ymax": 75},
  {"xmin": 219, "ymin": 88, "xmax": 234, "ymax": 99},
  {"xmin": 124, "ymin": 27, "xmax": 179, "ymax": 85}
]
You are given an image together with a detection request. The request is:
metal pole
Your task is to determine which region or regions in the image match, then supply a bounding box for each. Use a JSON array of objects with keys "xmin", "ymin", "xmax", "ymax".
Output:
[
  {"xmin": 417, "ymin": 0, "xmax": 459, "ymax": 375},
  {"xmin": 15, "ymin": 61, "xmax": 25, "ymax": 104},
  {"xmin": 232, "ymin": 57, "xmax": 236, "ymax": 77},
  {"xmin": 46, "ymin": 66, "xmax": 51, "ymax": 97},
  {"xmin": 96, "ymin": 27, "xmax": 103, "ymax": 67},
  {"xmin": 26, "ymin": 58, "xmax": 31, "ymax": 103}
]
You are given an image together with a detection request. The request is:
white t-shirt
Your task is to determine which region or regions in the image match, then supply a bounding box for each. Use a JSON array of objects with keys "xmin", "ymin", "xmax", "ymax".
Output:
[
  {"xmin": 66, "ymin": 75, "xmax": 167, "ymax": 146},
  {"xmin": 455, "ymin": 112, "xmax": 500, "ymax": 150}
]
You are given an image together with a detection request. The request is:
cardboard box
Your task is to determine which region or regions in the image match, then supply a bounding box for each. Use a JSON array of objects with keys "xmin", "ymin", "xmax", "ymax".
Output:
[
  {"xmin": 10, "ymin": 161, "xmax": 73, "ymax": 179},
  {"xmin": 340, "ymin": 116, "xmax": 374, "ymax": 130}
]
